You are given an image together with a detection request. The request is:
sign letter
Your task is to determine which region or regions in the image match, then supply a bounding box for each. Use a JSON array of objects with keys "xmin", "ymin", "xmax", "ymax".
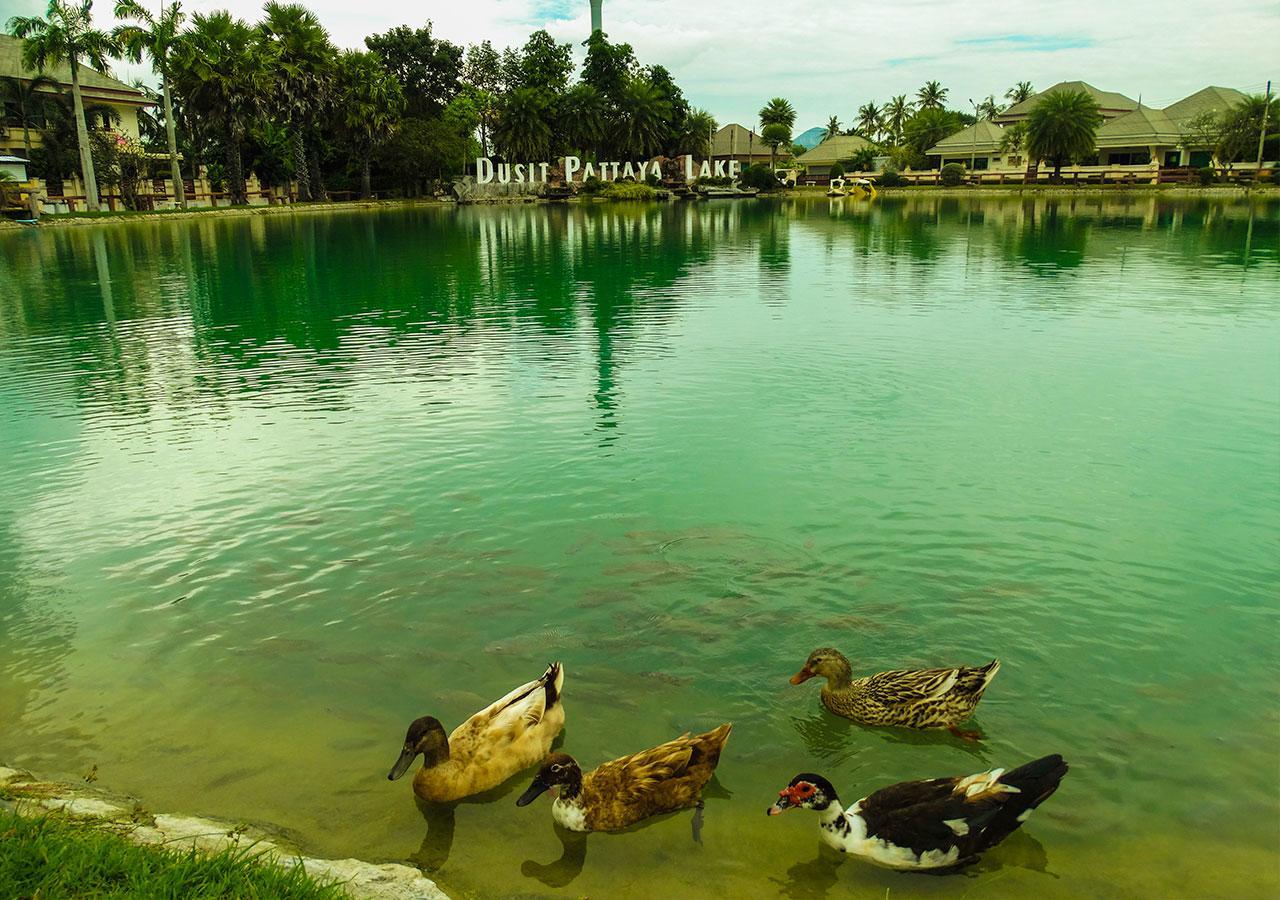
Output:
[
  {"xmin": 477, "ymin": 157, "xmax": 494, "ymax": 184},
  {"xmin": 564, "ymin": 156, "xmax": 581, "ymax": 183}
]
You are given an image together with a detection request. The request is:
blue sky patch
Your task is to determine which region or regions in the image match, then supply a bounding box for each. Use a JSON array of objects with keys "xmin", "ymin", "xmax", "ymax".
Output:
[{"xmin": 956, "ymin": 34, "xmax": 1095, "ymax": 52}]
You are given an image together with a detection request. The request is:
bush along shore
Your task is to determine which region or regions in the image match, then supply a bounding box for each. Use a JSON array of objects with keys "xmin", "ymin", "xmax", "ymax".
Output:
[{"xmin": 0, "ymin": 766, "xmax": 447, "ymax": 900}]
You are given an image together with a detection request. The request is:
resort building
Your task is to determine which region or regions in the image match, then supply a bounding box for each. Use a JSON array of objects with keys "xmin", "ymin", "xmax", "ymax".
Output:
[
  {"xmin": 709, "ymin": 123, "xmax": 774, "ymax": 167},
  {"xmin": 1, "ymin": 34, "xmax": 150, "ymax": 157},
  {"xmin": 925, "ymin": 120, "xmax": 1012, "ymax": 171},
  {"xmin": 994, "ymin": 81, "xmax": 1138, "ymax": 125},
  {"xmin": 793, "ymin": 134, "xmax": 874, "ymax": 177}
]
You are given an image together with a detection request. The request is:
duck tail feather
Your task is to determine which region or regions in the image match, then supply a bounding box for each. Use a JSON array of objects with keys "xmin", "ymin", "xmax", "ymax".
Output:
[{"xmin": 542, "ymin": 661, "xmax": 564, "ymax": 708}]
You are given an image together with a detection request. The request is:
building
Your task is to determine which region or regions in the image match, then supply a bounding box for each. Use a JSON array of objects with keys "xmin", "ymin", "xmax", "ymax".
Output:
[
  {"xmin": 925, "ymin": 120, "xmax": 1012, "ymax": 170},
  {"xmin": 709, "ymin": 124, "xmax": 774, "ymax": 166},
  {"xmin": 793, "ymin": 134, "xmax": 874, "ymax": 177},
  {"xmin": 1, "ymin": 34, "xmax": 151, "ymax": 159},
  {"xmin": 994, "ymin": 80, "xmax": 1138, "ymax": 125}
]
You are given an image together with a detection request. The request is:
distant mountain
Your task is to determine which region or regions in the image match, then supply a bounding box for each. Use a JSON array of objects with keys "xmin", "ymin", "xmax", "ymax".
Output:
[{"xmin": 794, "ymin": 127, "xmax": 826, "ymax": 150}]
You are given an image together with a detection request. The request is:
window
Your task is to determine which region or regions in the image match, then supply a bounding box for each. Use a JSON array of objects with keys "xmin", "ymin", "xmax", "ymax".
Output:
[
  {"xmin": 1164, "ymin": 151, "xmax": 1182, "ymax": 167},
  {"xmin": 1107, "ymin": 151, "xmax": 1151, "ymax": 166},
  {"xmin": 1189, "ymin": 150, "xmax": 1212, "ymax": 168}
]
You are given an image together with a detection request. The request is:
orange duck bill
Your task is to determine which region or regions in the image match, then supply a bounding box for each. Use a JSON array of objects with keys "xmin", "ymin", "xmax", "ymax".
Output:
[{"xmin": 789, "ymin": 667, "xmax": 814, "ymax": 685}]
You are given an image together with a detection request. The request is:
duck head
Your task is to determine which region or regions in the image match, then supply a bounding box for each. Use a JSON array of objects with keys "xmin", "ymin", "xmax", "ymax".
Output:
[
  {"xmin": 790, "ymin": 648, "xmax": 853, "ymax": 686},
  {"xmin": 387, "ymin": 716, "xmax": 449, "ymax": 780},
  {"xmin": 768, "ymin": 774, "xmax": 839, "ymax": 816},
  {"xmin": 516, "ymin": 752, "xmax": 583, "ymax": 806}
]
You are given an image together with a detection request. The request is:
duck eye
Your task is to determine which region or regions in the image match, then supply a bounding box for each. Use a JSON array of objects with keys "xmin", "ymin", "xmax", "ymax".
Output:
[{"xmin": 550, "ymin": 764, "xmax": 563, "ymax": 773}]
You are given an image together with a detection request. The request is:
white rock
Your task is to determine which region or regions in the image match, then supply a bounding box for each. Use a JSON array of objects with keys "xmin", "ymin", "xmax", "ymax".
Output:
[
  {"xmin": 0, "ymin": 766, "xmax": 33, "ymax": 785},
  {"xmin": 39, "ymin": 797, "xmax": 127, "ymax": 820},
  {"xmin": 299, "ymin": 858, "xmax": 449, "ymax": 900}
]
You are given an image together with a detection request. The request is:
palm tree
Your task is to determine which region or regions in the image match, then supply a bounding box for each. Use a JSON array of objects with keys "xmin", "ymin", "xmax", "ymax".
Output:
[
  {"xmin": 758, "ymin": 96, "xmax": 796, "ymax": 131},
  {"xmin": 172, "ymin": 10, "xmax": 271, "ymax": 204},
  {"xmin": 559, "ymin": 82, "xmax": 606, "ymax": 156},
  {"xmin": 882, "ymin": 95, "xmax": 912, "ymax": 144},
  {"xmin": 0, "ymin": 73, "xmax": 60, "ymax": 157},
  {"xmin": 824, "ymin": 115, "xmax": 840, "ymax": 140},
  {"xmin": 916, "ymin": 80, "xmax": 948, "ymax": 110},
  {"xmin": 334, "ymin": 50, "xmax": 403, "ymax": 199},
  {"xmin": 259, "ymin": 2, "xmax": 333, "ymax": 202},
  {"xmin": 976, "ymin": 95, "xmax": 1002, "ymax": 120},
  {"xmin": 7, "ymin": 0, "xmax": 119, "ymax": 211},
  {"xmin": 615, "ymin": 77, "xmax": 671, "ymax": 158},
  {"xmin": 682, "ymin": 107, "xmax": 717, "ymax": 158},
  {"xmin": 494, "ymin": 87, "xmax": 552, "ymax": 161},
  {"xmin": 1005, "ymin": 81, "xmax": 1034, "ymax": 105},
  {"xmin": 761, "ymin": 122, "xmax": 790, "ymax": 171},
  {"xmin": 1026, "ymin": 89, "xmax": 1103, "ymax": 177},
  {"xmin": 856, "ymin": 102, "xmax": 881, "ymax": 140},
  {"xmin": 114, "ymin": 1, "xmax": 188, "ymax": 208}
]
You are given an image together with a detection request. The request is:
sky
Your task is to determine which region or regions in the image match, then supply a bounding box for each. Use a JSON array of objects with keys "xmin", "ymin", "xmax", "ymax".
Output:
[{"xmin": 4, "ymin": 0, "xmax": 1278, "ymax": 133}]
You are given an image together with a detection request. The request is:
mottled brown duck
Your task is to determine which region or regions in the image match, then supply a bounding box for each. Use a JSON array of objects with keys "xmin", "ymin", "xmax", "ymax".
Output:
[
  {"xmin": 388, "ymin": 662, "xmax": 565, "ymax": 802},
  {"xmin": 515, "ymin": 724, "xmax": 732, "ymax": 834},
  {"xmin": 790, "ymin": 648, "xmax": 999, "ymax": 740}
]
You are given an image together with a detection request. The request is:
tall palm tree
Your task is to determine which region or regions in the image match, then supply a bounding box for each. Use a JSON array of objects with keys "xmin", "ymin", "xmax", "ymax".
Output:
[
  {"xmin": 615, "ymin": 77, "xmax": 671, "ymax": 158},
  {"xmin": 334, "ymin": 49, "xmax": 403, "ymax": 199},
  {"xmin": 976, "ymin": 95, "xmax": 1002, "ymax": 120},
  {"xmin": 1026, "ymin": 89, "xmax": 1102, "ymax": 177},
  {"xmin": 916, "ymin": 80, "xmax": 948, "ymax": 110},
  {"xmin": 494, "ymin": 87, "xmax": 552, "ymax": 161},
  {"xmin": 559, "ymin": 82, "xmax": 606, "ymax": 156},
  {"xmin": 259, "ymin": 2, "xmax": 333, "ymax": 202},
  {"xmin": 758, "ymin": 96, "xmax": 796, "ymax": 131},
  {"xmin": 0, "ymin": 73, "xmax": 60, "ymax": 157},
  {"xmin": 114, "ymin": 1, "xmax": 188, "ymax": 208},
  {"xmin": 856, "ymin": 102, "xmax": 881, "ymax": 140},
  {"xmin": 7, "ymin": 0, "xmax": 119, "ymax": 211},
  {"xmin": 1005, "ymin": 81, "xmax": 1034, "ymax": 105},
  {"xmin": 172, "ymin": 10, "xmax": 271, "ymax": 204},
  {"xmin": 761, "ymin": 122, "xmax": 790, "ymax": 171},
  {"xmin": 882, "ymin": 95, "xmax": 912, "ymax": 145},
  {"xmin": 824, "ymin": 115, "xmax": 840, "ymax": 140},
  {"xmin": 682, "ymin": 107, "xmax": 717, "ymax": 158}
]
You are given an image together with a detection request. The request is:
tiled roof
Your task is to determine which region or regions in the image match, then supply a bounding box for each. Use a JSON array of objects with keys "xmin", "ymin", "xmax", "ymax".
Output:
[
  {"xmin": 926, "ymin": 119, "xmax": 1007, "ymax": 155},
  {"xmin": 997, "ymin": 81, "xmax": 1138, "ymax": 121},
  {"xmin": 711, "ymin": 123, "xmax": 771, "ymax": 157},
  {"xmin": 1161, "ymin": 86, "xmax": 1246, "ymax": 126},
  {"xmin": 0, "ymin": 34, "xmax": 148, "ymax": 103},
  {"xmin": 794, "ymin": 134, "xmax": 874, "ymax": 165},
  {"xmin": 1094, "ymin": 106, "xmax": 1181, "ymax": 147}
]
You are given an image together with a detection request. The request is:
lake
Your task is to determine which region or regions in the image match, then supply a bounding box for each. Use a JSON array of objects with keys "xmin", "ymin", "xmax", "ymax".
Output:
[{"xmin": 1, "ymin": 196, "xmax": 1277, "ymax": 898}]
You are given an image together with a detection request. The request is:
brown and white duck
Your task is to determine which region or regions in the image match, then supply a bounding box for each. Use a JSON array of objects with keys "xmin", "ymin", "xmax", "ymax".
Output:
[
  {"xmin": 768, "ymin": 755, "xmax": 1068, "ymax": 871},
  {"xmin": 790, "ymin": 647, "xmax": 999, "ymax": 740},
  {"xmin": 515, "ymin": 724, "xmax": 732, "ymax": 833},
  {"xmin": 388, "ymin": 662, "xmax": 565, "ymax": 803}
]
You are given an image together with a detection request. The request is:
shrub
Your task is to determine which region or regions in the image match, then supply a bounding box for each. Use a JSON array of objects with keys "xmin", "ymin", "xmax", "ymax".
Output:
[
  {"xmin": 877, "ymin": 168, "xmax": 907, "ymax": 187},
  {"xmin": 738, "ymin": 164, "xmax": 778, "ymax": 191},
  {"xmin": 847, "ymin": 146, "xmax": 879, "ymax": 172},
  {"xmin": 1196, "ymin": 166, "xmax": 1215, "ymax": 186},
  {"xmin": 601, "ymin": 182, "xmax": 657, "ymax": 201},
  {"xmin": 939, "ymin": 163, "xmax": 966, "ymax": 186},
  {"xmin": 579, "ymin": 176, "xmax": 605, "ymax": 195},
  {"xmin": 645, "ymin": 172, "xmax": 662, "ymax": 187},
  {"xmin": 828, "ymin": 162, "xmax": 845, "ymax": 180}
]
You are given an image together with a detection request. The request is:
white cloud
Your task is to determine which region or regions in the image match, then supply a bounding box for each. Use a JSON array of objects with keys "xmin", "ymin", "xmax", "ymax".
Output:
[{"xmin": 8, "ymin": 0, "xmax": 1277, "ymax": 132}]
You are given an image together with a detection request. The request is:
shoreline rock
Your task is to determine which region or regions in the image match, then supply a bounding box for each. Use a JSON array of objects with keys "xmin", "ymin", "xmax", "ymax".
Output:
[{"xmin": 0, "ymin": 766, "xmax": 447, "ymax": 900}]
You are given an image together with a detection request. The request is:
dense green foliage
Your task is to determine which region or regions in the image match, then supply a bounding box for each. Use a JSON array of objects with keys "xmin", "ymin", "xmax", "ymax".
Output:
[
  {"xmin": 738, "ymin": 163, "xmax": 777, "ymax": 191},
  {"xmin": 1026, "ymin": 89, "xmax": 1103, "ymax": 177},
  {"xmin": 939, "ymin": 162, "xmax": 966, "ymax": 185},
  {"xmin": 0, "ymin": 812, "xmax": 345, "ymax": 898},
  {"xmin": 600, "ymin": 181, "xmax": 656, "ymax": 200}
]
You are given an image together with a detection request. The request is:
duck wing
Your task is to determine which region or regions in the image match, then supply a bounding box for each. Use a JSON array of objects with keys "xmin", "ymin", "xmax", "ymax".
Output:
[
  {"xmin": 452, "ymin": 662, "xmax": 563, "ymax": 744},
  {"xmin": 863, "ymin": 667, "xmax": 964, "ymax": 704},
  {"xmin": 588, "ymin": 736, "xmax": 697, "ymax": 804}
]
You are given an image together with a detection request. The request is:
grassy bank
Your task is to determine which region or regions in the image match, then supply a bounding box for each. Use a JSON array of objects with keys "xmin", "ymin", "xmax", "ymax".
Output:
[{"xmin": 0, "ymin": 809, "xmax": 344, "ymax": 899}]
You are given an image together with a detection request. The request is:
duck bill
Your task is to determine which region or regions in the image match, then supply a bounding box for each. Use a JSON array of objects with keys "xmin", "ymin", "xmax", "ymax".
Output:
[
  {"xmin": 767, "ymin": 798, "xmax": 793, "ymax": 817},
  {"xmin": 789, "ymin": 667, "xmax": 814, "ymax": 685},
  {"xmin": 515, "ymin": 778, "xmax": 550, "ymax": 807},
  {"xmin": 387, "ymin": 747, "xmax": 417, "ymax": 781}
]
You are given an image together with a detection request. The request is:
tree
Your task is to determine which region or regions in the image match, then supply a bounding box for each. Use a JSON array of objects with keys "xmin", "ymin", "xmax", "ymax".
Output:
[
  {"xmin": 172, "ymin": 10, "xmax": 271, "ymax": 204},
  {"xmin": 682, "ymin": 107, "xmax": 717, "ymax": 157},
  {"xmin": 999, "ymin": 120, "xmax": 1027, "ymax": 160},
  {"xmin": 0, "ymin": 73, "xmax": 59, "ymax": 158},
  {"xmin": 365, "ymin": 23, "xmax": 462, "ymax": 118},
  {"xmin": 113, "ymin": 0, "xmax": 188, "ymax": 208},
  {"xmin": 901, "ymin": 107, "xmax": 962, "ymax": 167},
  {"xmin": 378, "ymin": 116, "xmax": 467, "ymax": 193},
  {"xmin": 515, "ymin": 30, "xmax": 573, "ymax": 94},
  {"xmin": 916, "ymin": 80, "xmax": 948, "ymax": 110},
  {"xmin": 1005, "ymin": 81, "xmax": 1034, "ymax": 105},
  {"xmin": 1215, "ymin": 94, "xmax": 1280, "ymax": 168},
  {"xmin": 614, "ymin": 76, "xmax": 671, "ymax": 158},
  {"xmin": 761, "ymin": 121, "xmax": 791, "ymax": 170},
  {"xmin": 759, "ymin": 96, "xmax": 796, "ymax": 131},
  {"xmin": 1026, "ymin": 89, "xmax": 1103, "ymax": 177},
  {"xmin": 260, "ymin": 3, "xmax": 333, "ymax": 202},
  {"xmin": 856, "ymin": 102, "xmax": 881, "ymax": 140},
  {"xmin": 1179, "ymin": 110, "xmax": 1223, "ymax": 163},
  {"xmin": 976, "ymin": 95, "xmax": 1002, "ymax": 120},
  {"xmin": 581, "ymin": 32, "xmax": 635, "ymax": 106},
  {"xmin": 494, "ymin": 86, "xmax": 552, "ymax": 160},
  {"xmin": 559, "ymin": 82, "xmax": 606, "ymax": 156},
  {"xmin": 462, "ymin": 40, "xmax": 500, "ymax": 155},
  {"xmin": 7, "ymin": 0, "xmax": 120, "ymax": 211},
  {"xmin": 882, "ymin": 95, "xmax": 912, "ymax": 144},
  {"xmin": 644, "ymin": 64, "xmax": 688, "ymax": 154},
  {"xmin": 335, "ymin": 49, "xmax": 404, "ymax": 198},
  {"xmin": 824, "ymin": 115, "xmax": 840, "ymax": 140}
]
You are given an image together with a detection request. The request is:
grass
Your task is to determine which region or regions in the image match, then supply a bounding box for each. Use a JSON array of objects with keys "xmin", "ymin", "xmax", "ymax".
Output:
[
  {"xmin": 0, "ymin": 810, "xmax": 347, "ymax": 899},
  {"xmin": 600, "ymin": 182, "xmax": 658, "ymax": 201}
]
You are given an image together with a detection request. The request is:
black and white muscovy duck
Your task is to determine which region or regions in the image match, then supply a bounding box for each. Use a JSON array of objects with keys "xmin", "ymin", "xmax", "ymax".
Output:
[{"xmin": 768, "ymin": 755, "xmax": 1067, "ymax": 871}]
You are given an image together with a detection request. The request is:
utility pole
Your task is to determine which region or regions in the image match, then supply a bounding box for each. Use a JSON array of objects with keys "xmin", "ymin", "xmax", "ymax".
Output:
[{"xmin": 1256, "ymin": 80, "xmax": 1272, "ymax": 173}]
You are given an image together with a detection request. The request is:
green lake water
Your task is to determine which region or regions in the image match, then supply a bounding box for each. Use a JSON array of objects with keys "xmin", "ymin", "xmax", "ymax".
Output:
[{"xmin": 1, "ymin": 197, "xmax": 1277, "ymax": 898}]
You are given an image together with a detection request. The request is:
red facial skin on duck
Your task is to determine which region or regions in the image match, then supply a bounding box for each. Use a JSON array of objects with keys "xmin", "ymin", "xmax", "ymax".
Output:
[{"xmin": 769, "ymin": 782, "xmax": 815, "ymax": 815}]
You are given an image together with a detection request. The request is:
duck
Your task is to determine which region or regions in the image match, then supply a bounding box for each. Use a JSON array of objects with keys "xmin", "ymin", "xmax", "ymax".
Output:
[
  {"xmin": 388, "ymin": 661, "xmax": 565, "ymax": 803},
  {"xmin": 768, "ymin": 754, "xmax": 1068, "ymax": 871},
  {"xmin": 514, "ymin": 723, "xmax": 732, "ymax": 833},
  {"xmin": 790, "ymin": 648, "xmax": 999, "ymax": 740}
]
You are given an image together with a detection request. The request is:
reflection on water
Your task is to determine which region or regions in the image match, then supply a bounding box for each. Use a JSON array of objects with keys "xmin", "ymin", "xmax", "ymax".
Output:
[{"xmin": 1, "ymin": 197, "xmax": 1278, "ymax": 899}]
